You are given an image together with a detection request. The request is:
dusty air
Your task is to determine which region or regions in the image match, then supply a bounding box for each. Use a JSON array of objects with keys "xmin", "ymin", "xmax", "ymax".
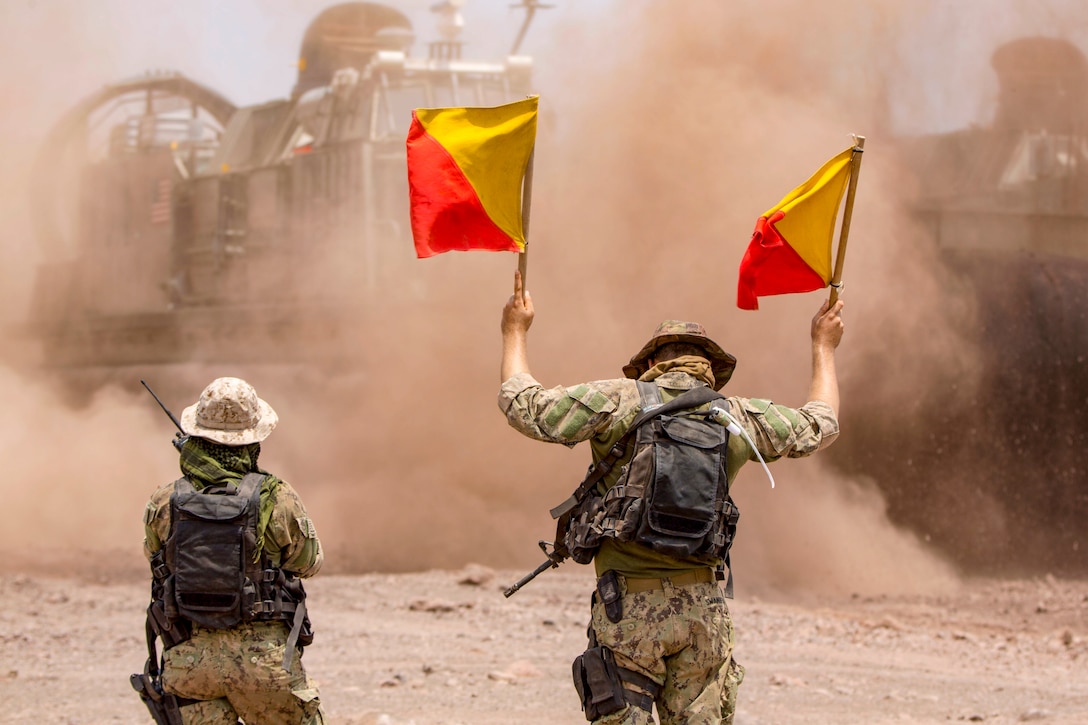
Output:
[{"xmin": 1, "ymin": 1, "xmax": 1085, "ymax": 723}]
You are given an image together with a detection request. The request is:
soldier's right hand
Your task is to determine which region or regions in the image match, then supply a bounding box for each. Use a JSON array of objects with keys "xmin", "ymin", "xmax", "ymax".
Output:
[{"xmin": 811, "ymin": 299, "xmax": 845, "ymax": 350}]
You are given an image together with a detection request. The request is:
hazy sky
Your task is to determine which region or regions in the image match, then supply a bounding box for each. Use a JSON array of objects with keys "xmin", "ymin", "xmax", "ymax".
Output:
[
  {"xmin": 2, "ymin": 0, "xmax": 1087, "ymax": 318},
  {"xmin": 3, "ymin": 0, "xmax": 1087, "ymax": 145}
]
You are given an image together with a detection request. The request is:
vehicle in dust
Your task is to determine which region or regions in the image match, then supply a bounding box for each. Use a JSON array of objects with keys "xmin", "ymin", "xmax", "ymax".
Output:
[
  {"xmin": 27, "ymin": 1, "xmax": 543, "ymax": 377},
  {"xmin": 843, "ymin": 35, "xmax": 1088, "ymax": 576}
]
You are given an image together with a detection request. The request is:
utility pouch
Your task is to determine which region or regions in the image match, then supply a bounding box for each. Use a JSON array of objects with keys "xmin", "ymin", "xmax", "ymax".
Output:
[
  {"xmin": 147, "ymin": 600, "xmax": 191, "ymax": 650},
  {"xmin": 596, "ymin": 570, "xmax": 623, "ymax": 624},
  {"xmin": 572, "ymin": 646, "xmax": 628, "ymax": 721}
]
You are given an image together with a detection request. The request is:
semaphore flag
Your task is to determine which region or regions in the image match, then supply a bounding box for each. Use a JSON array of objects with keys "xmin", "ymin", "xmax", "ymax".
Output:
[
  {"xmin": 406, "ymin": 96, "xmax": 538, "ymax": 258},
  {"xmin": 737, "ymin": 147, "xmax": 854, "ymax": 310}
]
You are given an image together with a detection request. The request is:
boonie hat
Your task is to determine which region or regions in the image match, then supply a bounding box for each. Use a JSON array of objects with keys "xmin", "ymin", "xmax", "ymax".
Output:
[
  {"xmin": 623, "ymin": 320, "xmax": 737, "ymax": 391},
  {"xmin": 180, "ymin": 377, "xmax": 278, "ymax": 445}
]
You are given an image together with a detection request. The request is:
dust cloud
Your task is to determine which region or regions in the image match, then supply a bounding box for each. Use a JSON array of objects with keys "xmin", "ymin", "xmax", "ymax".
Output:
[
  {"xmin": 524, "ymin": 0, "xmax": 966, "ymax": 595},
  {"xmin": 0, "ymin": 1, "xmax": 1082, "ymax": 596}
]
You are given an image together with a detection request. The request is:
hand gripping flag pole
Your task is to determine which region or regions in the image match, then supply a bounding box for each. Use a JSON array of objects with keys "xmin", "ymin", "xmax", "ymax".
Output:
[
  {"xmin": 828, "ymin": 135, "xmax": 865, "ymax": 306},
  {"xmin": 517, "ymin": 148, "xmax": 535, "ymax": 290},
  {"xmin": 736, "ymin": 137, "xmax": 865, "ymax": 310}
]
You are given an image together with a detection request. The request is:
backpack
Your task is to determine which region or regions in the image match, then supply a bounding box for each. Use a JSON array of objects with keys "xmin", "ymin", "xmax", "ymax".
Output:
[
  {"xmin": 164, "ymin": 472, "xmax": 265, "ymax": 629},
  {"xmin": 563, "ymin": 381, "xmax": 740, "ymax": 568}
]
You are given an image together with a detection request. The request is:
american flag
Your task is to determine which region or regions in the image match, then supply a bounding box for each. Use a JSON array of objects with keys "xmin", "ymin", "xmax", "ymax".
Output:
[{"xmin": 150, "ymin": 178, "xmax": 172, "ymax": 225}]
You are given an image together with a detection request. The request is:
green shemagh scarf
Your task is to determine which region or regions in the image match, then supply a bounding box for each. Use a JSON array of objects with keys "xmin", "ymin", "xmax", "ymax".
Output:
[
  {"xmin": 639, "ymin": 355, "xmax": 717, "ymax": 389},
  {"xmin": 179, "ymin": 436, "xmax": 282, "ymax": 559}
]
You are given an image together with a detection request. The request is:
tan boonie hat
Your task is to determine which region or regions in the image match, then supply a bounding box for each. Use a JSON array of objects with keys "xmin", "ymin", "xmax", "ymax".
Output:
[
  {"xmin": 180, "ymin": 377, "xmax": 278, "ymax": 445},
  {"xmin": 623, "ymin": 320, "xmax": 737, "ymax": 391}
]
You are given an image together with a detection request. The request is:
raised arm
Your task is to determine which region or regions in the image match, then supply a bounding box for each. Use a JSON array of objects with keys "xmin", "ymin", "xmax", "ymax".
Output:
[
  {"xmin": 807, "ymin": 298, "xmax": 845, "ymax": 416},
  {"xmin": 501, "ymin": 270, "xmax": 535, "ymax": 383}
]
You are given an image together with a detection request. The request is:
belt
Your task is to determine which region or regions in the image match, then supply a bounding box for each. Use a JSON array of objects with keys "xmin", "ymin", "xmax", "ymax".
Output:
[{"xmin": 622, "ymin": 568, "xmax": 716, "ymax": 594}]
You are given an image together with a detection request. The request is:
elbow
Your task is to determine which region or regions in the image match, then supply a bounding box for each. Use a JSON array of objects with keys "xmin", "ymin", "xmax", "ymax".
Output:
[
  {"xmin": 818, "ymin": 427, "xmax": 840, "ymax": 450},
  {"xmin": 290, "ymin": 542, "xmax": 324, "ymax": 579},
  {"xmin": 304, "ymin": 546, "xmax": 325, "ymax": 577}
]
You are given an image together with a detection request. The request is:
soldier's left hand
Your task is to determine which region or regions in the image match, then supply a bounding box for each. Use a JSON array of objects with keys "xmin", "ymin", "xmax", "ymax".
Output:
[{"xmin": 502, "ymin": 270, "xmax": 534, "ymax": 335}]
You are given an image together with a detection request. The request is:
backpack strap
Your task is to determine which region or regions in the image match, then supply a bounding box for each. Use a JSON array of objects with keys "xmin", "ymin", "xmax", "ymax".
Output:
[
  {"xmin": 235, "ymin": 472, "xmax": 311, "ymax": 670},
  {"xmin": 237, "ymin": 472, "xmax": 265, "ymax": 501},
  {"xmin": 632, "ymin": 381, "xmax": 662, "ymax": 452},
  {"xmin": 549, "ymin": 384, "xmax": 724, "ymax": 520},
  {"xmin": 635, "ymin": 380, "xmax": 663, "ymax": 410},
  {"xmin": 626, "ymin": 384, "xmax": 722, "ymax": 434}
]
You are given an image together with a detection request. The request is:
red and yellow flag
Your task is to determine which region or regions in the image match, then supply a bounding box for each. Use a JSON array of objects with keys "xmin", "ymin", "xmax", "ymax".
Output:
[
  {"xmin": 406, "ymin": 96, "xmax": 538, "ymax": 258},
  {"xmin": 737, "ymin": 147, "xmax": 853, "ymax": 310}
]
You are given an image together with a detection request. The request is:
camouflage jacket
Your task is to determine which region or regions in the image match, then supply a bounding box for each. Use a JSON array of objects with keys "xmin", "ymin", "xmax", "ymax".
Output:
[
  {"xmin": 143, "ymin": 477, "xmax": 324, "ymax": 579},
  {"xmin": 498, "ymin": 369, "xmax": 839, "ymax": 578}
]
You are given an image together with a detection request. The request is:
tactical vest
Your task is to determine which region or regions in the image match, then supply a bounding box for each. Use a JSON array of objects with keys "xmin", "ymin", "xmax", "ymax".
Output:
[
  {"xmin": 159, "ymin": 472, "xmax": 307, "ymax": 632},
  {"xmin": 565, "ymin": 381, "xmax": 740, "ymax": 567}
]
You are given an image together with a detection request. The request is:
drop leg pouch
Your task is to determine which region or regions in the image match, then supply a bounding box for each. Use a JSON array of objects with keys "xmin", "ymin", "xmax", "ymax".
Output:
[{"xmin": 572, "ymin": 646, "xmax": 628, "ymax": 720}]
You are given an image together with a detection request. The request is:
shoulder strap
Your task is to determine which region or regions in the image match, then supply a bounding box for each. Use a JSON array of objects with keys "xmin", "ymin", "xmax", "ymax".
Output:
[
  {"xmin": 237, "ymin": 472, "xmax": 266, "ymax": 501},
  {"xmin": 635, "ymin": 380, "xmax": 662, "ymax": 410},
  {"xmin": 174, "ymin": 473, "xmax": 264, "ymax": 499},
  {"xmin": 172, "ymin": 476, "xmax": 194, "ymax": 496},
  {"xmin": 625, "ymin": 384, "xmax": 722, "ymax": 432},
  {"xmin": 549, "ymin": 384, "xmax": 725, "ymax": 520}
]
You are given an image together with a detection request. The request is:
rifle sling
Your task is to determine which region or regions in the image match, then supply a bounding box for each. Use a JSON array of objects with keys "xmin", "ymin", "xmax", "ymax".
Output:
[{"xmin": 549, "ymin": 385, "xmax": 724, "ymax": 520}]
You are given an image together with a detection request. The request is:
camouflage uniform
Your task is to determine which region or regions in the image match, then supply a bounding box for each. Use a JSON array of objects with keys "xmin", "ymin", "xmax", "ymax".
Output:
[
  {"xmin": 590, "ymin": 580, "xmax": 738, "ymax": 724},
  {"xmin": 157, "ymin": 621, "xmax": 322, "ymax": 724},
  {"xmin": 142, "ymin": 377, "xmax": 326, "ymax": 725},
  {"xmin": 499, "ymin": 347, "xmax": 838, "ymax": 723}
]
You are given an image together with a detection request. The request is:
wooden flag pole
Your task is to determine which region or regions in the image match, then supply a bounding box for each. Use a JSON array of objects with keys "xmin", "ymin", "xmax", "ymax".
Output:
[
  {"xmin": 517, "ymin": 148, "xmax": 535, "ymax": 292},
  {"xmin": 828, "ymin": 135, "xmax": 865, "ymax": 306}
]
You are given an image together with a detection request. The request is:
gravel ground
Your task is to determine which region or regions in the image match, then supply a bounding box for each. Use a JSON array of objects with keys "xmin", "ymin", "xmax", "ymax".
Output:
[{"xmin": 0, "ymin": 567, "xmax": 1085, "ymax": 724}]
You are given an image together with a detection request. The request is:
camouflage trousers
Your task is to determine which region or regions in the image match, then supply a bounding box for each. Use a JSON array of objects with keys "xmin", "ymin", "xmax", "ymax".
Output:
[
  {"xmin": 163, "ymin": 620, "xmax": 325, "ymax": 724},
  {"xmin": 587, "ymin": 578, "xmax": 745, "ymax": 725}
]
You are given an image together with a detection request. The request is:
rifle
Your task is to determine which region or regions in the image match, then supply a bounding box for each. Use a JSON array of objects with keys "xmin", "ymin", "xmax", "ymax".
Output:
[
  {"xmin": 503, "ymin": 538, "xmax": 568, "ymax": 598},
  {"xmin": 503, "ymin": 454, "xmax": 596, "ymax": 598},
  {"xmin": 140, "ymin": 380, "xmax": 188, "ymax": 452}
]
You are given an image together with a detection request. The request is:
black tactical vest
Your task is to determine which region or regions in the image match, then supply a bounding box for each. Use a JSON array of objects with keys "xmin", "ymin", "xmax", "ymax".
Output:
[
  {"xmin": 162, "ymin": 472, "xmax": 306, "ymax": 631},
  {"xmin": 565, "ymin": 381, "xmax": 739, "ymax": 565}
]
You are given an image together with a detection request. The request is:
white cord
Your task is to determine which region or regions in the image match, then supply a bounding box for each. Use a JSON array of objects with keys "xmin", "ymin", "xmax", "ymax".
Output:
[{"xmin": 710, "ymin": 406, "xmax": 776, "ymax": 489}]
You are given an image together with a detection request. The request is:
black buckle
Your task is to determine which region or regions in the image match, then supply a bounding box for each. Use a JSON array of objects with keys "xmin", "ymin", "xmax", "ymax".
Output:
[{"xmin": 150, "ymin": 552, "xmax": 170, "ymax": 581}]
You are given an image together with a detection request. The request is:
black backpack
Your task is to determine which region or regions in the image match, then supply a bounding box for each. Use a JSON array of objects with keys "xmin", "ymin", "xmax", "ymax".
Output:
[
  {"xmin": 165, "ymin": 472, "xmax": 265, "ymax": 629},
  {"xmin": 561, "ymin": 382, "xmax": 740, "ymax": 572}
]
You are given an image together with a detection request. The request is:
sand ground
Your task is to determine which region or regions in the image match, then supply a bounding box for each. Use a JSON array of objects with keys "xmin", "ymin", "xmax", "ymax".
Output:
[{"xmin": 1, "ymin": 566, "xmax": 1085, "ymax": 724}]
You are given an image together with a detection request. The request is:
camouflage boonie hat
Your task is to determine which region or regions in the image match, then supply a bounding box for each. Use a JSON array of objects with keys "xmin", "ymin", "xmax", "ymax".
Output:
[
  {"xmin": 623, "ymin": 320, "xmax": 737, "ymax": 390},
  {"xmin": 180, "ymin": 377, "xmax": 278, "ymax": 445}
]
